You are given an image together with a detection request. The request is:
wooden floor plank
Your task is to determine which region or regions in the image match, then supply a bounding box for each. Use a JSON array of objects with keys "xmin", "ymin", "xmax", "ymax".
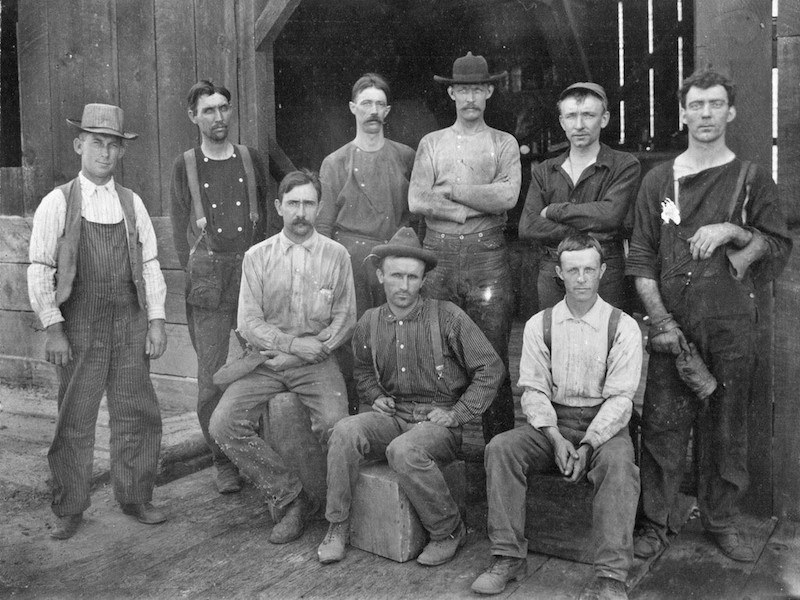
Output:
[
  {"xmin": 742, "ymin": 519, "xmax": 800, "ymax": 599},
  {"xmin": 630, "ymin": 514, "xmax": 778, "ymax": 600}
]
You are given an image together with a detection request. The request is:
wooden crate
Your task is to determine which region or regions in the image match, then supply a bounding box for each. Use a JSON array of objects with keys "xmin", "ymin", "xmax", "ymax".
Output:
[{"xmin": 350, "ymin": 459, "xmax": 466, "ymax": 563}]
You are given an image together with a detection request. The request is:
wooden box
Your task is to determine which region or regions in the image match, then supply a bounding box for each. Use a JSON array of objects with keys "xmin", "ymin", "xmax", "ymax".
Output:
[
  {"xmin": 349, "ymin": 459, "xmax": 466, "ymax": 563},
  {"xmin": 260, "ymin": 392, "xmax": 328, "ymax": 510},
  {"xmin": 525, "ymin": 473, "xmax": 595, "ymax": 564}
]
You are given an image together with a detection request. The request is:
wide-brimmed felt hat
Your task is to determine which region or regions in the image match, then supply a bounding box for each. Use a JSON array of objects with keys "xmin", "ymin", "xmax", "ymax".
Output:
[
  {"xmin": 559, "ymin": 82, "xmax": 608, "ymax": 106},
  {"xmin": 433, "ymin": 52, "xmax": 507, "ymax": 85},
  {"xmin": 370, "ymin": 227, "xmax": 438, "ymax": 273},
  {"xmin": 66, "ymin": 103, "xmax": 138, "ymax": 140}
]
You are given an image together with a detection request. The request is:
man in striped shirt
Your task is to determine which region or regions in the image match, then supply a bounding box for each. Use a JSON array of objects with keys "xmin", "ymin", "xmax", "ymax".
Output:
[
  {"xmin": 28, "ymin": 103, "xmax": 168, "ymax": 540},
  {"xmin": 317, "ymin": 227, "xmax": 504, "ymax": 566},
  {"xmin": 473, "ymin": 234, "xmax": 641, "ymax": 600}
]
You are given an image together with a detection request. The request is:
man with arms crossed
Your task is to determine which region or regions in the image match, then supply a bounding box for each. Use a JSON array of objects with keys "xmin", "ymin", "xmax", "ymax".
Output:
[
  {"xmin": 317, "ymin": 227, "xmax": 503, "ymax": 567},
  {"xmin": 626, "ymin": 69, "xmax": 791, "ymax": 562},
  {"xmin": 409, "ymin": 51, "xmax": 521, "ymax": 442},
  {"xmin": 473, "ymin": 234, "xmax": 642, "ymax": 600},
  {"xmin": 518, "ymin": 82, "xmax": 640, "ymax": 312},
  {"xmin": 210, "ymin": 169, "xmax": 356, "ymax": 545}
]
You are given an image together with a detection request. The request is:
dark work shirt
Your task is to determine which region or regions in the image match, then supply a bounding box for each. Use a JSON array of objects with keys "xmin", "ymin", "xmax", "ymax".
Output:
[
  {"xmin": 170, "ymin": 146, "xmax": 278, "ymax": 268},
  {"xmin": 626, "ymin": 158, "xmax": 792, "ymax": 300},
  {"xmin": 518, "ymin": 143, "xmax": 641, "ymax": 246},
  {"xmin": 352, "ymin": 298, "xmax": 504, "ymax": 425}
]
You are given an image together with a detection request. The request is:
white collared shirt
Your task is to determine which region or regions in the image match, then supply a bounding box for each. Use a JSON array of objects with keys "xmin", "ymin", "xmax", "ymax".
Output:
[{"xmin": 28, "ymin": 172, "xmax": 167, "ymax": 327}]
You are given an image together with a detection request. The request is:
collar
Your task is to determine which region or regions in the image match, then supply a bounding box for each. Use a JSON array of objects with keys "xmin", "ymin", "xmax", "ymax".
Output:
[
  {"xmin": 78, "ymin": 171, "xmax": 116, "ymax": 195},
  {"xmin": 277, "ymin": 229, "xmax": 319, "ymax": 254},
  {"xmin": 381, "ymin": 297, "xmax": 426, "ymax": 322},
  {"xmin": 552, "ymin": 296, "xmax": 608, "ymax": 332},
  {"xmin": 551, "ymin": 143, "xmax": 614, "ymax": 172}
]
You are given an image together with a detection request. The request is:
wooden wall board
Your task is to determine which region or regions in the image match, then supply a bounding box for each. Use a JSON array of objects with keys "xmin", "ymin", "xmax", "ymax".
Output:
[
  {"xmin": 777, "ymin": 0, "xmax": 800, "ymax": 37},
  {"xmin": 194, "ymin": 0, "xmax": 239, "ymax": 143},
  {"xmin": 740, "ymin": 519, "xmax": 800, "ymax": 599},
  {"xmin": 17, "ymin": 0, "xmax": 54, "ymax": 206},
  {"xmin": 154, "ymin": 0, "xmax": 199, "ymax": 218},
  {"xmin": 116, "ymin": 0, "xmax": 161, "ymax": 215},
  {"xmin": 778, "ymin": 36, "xmax": 800, "ymax": 227},
  {"xmin": 621, "ymin": 0, "xmax": 649, "ymax": 148},
  {"xmin": 0, "ymin": 168, "xmax": 25, "ymax": 216},
  {"xmin": 152, "ymin": 217, "xmax": 182, "ymax": 270},
  {"xmin": 163, "ymin": 269, "xmax": 188, "ymax": 325},
  {"xmin": 0, "ymin": 263, "xmax": 32, "ymax": 311},
  {"xmin": 0, "ymin": 309, "xmax": 43, "ymax": 360}
]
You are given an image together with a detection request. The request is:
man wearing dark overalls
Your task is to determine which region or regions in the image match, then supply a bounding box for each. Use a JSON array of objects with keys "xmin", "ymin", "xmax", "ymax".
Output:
[
  {"xmin": 28, "ymin": 103, "xmax": 169, "ymax": 539},
  {"xmin": 626, "ymin": 69, "xmax": 792, "ymax": 562},
  {"xmin": 170, "ymin": 80, "xmax": 276, "ymax": 494}
]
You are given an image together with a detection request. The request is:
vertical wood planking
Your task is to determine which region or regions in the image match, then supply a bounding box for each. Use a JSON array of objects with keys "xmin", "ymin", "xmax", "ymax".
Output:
[
  {"xmin": 117, "ymin": 0, "xmax": 161, "ymax": 214},
  {"xmin": 773, "ymin": 0, "xmax": 800, "ymax": 521},
  {"xmin": 622, "ymin": 0, "xmax": 648, "ymax": 149},
  {"xmin": 17, "ymin": 0, "xmax": 53, "ymax": 208},
  {"xmin": 155, "ymin": 0, "xmax": 198, "ymax": 216},
  {"xmin": 0, "ymin": 168, "xmax": 24, "ymax": 215},
  {"xmin": 194, "ymin": 0, "xmax": 239, "ymax": 143}
]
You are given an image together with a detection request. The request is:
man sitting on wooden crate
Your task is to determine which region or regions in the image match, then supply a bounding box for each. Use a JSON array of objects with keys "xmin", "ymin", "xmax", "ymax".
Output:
[
  {"xmin": 317, "ymin": 227, "xmax": 504, "ymax": 566},
  {"xmin": 472, "ymin": 234, "xmax": 642, "ymax": 600}
]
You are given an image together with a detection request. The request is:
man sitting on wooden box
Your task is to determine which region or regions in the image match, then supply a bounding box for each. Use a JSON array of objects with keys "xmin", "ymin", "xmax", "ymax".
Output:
[
  {"xmin": 317, "ymin": 227, "xmax": 504, "ymax": 566},
  {"xmin": 472, "ymin": 234, "xmax": 642, "ymax": 600}
]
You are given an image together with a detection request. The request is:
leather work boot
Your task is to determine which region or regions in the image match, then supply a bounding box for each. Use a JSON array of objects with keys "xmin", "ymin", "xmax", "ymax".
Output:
[
  {"xmin": 215, "ymin": 463, "xmax": 242, "ymax": 494},
  {"xmin": 633, "ymin": 526, "xmax": 665, "ymax": 559},
  {"xmin": 269, "ymin": 490, "xmax": 317, "ymax": 544},
  {"xmin": 713, "ymin": 531, "xmax": 756, "ymax": 562},
  {"xmin": 120, "ymin": 502, "xmax": 167, "ymax": 524},
  {"xmin": 578, "ymin": 576, "xmax": 628, "ymax": 600},
  {"xmin": 471, "ymin": 555, "xmax": 528, "ymax": 595},
  {"xmin": 416, "ymin": 519, "xmax": 467, "ymax": 566},
  {"xmin": 50, "ymin": 514, "xmax": 83, "ymax": 540},
  {"xmin": 317, "ymin": 519, "xmax": 350, "ymax": 564}
]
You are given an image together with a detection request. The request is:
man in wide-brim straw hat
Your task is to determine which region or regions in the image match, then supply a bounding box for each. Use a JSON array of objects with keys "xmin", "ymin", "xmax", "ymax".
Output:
[
  {"xmin": 317, "ymin": 226, "xmax": 504, "ymax": 567},
  {"xmin": 408, "ymin": 52, "xmax": 521, "ymax": 444},
  {"xmin": 28, "ymin": 102, "xmax": 169, "ymax": 539}
]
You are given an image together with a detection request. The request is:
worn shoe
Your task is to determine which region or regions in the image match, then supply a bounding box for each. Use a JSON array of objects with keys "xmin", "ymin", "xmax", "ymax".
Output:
[
  {"xmin": 215, "ymin": 463, "xmax": 242, "ymax": 494},
  {"xmin": 317, "ymin": 519, "xmax": 349, "ymax": 564},
  {"xmin": 120, "ymin": 502, "xmax": 167, "ymax": 524},
  {"xmin": 633, "ymin": 526, "xmax": 665, "ymax": 559},
  {"xmin": 416, "ymin": 519, "xmax": 466, "ymax": 566},
  {"xmin": 471, "ymin": 555, "xmax": 528, "ymax": 595},
  {"xmin": 269, "ymin": 490, "xmax": 317, "ymax": 544},
  {"xmin": 713, "ymin": 531, "xmax": 756, "ymax": 562},
  {"xmin": 578, "ymin": 576, "xmax": 628, "ymax": 600},
  {"xmin": 50, "ymin": 514, "xmax": 83, "ymax": 540}
]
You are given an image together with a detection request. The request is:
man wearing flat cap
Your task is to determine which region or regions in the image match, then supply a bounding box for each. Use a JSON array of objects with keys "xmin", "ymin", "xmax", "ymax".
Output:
[
  {"xmin": 317, "ymin": 227, "xmax": 504, "ymax": 566},
  {"xmin": 409, "ymin": 51, "xmax": 521, "ymax": 443},
  {"xmin": 518, "ymin": 81, "xmax": 641, "ymax": 313},
  {"xmin": 28, "ymin": 103, "xmax": 168, "ymax": 539}
]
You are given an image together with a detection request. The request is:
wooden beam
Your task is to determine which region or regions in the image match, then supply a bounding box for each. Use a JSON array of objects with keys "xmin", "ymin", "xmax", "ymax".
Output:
[{"xmin": 254, "ymin": 0, "xmax": 302, "ymax": 50}]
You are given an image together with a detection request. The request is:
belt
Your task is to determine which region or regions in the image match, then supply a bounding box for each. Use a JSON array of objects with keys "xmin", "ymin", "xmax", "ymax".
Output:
[{"xmin": 427, "ymin": 226, "xmax": 504, "ymax": 241}]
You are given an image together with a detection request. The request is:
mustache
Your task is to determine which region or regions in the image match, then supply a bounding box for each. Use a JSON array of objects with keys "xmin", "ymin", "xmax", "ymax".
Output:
[{"xmin": 292, "ymin": 218, "xmax": 311, "ymax": 226}]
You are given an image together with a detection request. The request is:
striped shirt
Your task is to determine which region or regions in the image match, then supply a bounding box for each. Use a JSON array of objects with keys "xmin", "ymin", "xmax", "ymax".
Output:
[
  {"xmin": 237, "ymin": 230, "xmax": 356, "ymax": 353},
  {"xmin": 352, "ymin": 298, "xmax": 504, "ymax": 425},
  {"xmin": 519, "ymin": 296, "xmax": 642, "ymax": 449},
  {"xmin": 28, "ymin": 172, "xmax": 167, "ymax": 328}
]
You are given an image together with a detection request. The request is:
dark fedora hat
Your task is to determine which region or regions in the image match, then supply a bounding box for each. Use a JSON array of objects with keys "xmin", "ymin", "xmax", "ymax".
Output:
[
  {"xmin": 66, "ymin": 103, "xmax": 138, "ymax": 140},
  {"xmin": 433, "ymin": 52, "xmax": 507, "ymax": 85},
  {"xmin": 371, "ymin": 227, "xmax": 438, "ymax": 272}
]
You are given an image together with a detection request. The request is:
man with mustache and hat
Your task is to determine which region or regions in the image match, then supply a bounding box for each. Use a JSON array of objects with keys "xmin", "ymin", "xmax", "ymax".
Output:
[
  {"xmin": 28, "ymin": 103, "xmax": 168, "ymax": 539},
  {"xmin": 317, "ymin": 73, "xmax": 417, "ymax": 415},
  {"xmin": 518, "ymin": 81, "xmax": 641, "ymax": 313},
  {"xmin": 170, "ymin": 80, "xmax": 277, "ymax": 495},
  {"xmin": 409, "ymin": 52, "xmax": 521, "ymax": 444},
  {"xmin": 316, "ymin": 227, "xmax": 504, "ymax": 566},
  {"xmin": 210, "ymin": 169, "xmax": 356, "ymax": 546}
]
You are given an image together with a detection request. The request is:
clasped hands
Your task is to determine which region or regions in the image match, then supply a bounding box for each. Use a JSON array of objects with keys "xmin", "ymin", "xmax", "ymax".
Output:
[
  {"xmin": 372, "ymin": 396, "xmax": 459, "ymax": 427},
  {"xmin": 259, "ymin": 331, "xmax": 331, "ymax": 371},
  {"xmin": 545, "ymin": 427, "xmax": 591, "ymax": 483}
]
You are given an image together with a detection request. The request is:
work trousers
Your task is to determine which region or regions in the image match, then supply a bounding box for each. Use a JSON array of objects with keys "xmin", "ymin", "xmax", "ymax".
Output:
[
  {"xmin": 209, "ymin": 357, "xmax": 348, "ymax": 509},
  {"xmin": 422, "ymin": 227, "xmax": 514, "ymax": 442},
  {"xmin": 485, "ymin": 406, "xmax": 639, "ymax": 582},
  {"xmin": 325, "ymin": 410, "xmax": 462, "ymax": 540},
  {"xmin": 537, "ymin": 245, "xmax": 630, "ymax": 312},
  {"xmin": 50, "ymin": 220, "xmax": 161, "ymax": 517}
]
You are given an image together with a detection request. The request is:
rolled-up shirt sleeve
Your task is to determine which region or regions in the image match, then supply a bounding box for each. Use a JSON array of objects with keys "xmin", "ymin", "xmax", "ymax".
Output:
[
  {"xmin": 133, "ymin": 193, "xmax": 166, "ymax": 322},
  {"xmin": 28, "ymin": 190, "xmax": 67, "ymax": 329}
]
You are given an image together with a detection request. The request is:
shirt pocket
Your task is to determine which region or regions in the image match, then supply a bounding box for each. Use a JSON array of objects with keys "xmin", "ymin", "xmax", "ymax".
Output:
[{"xmin": 309, "ymin": 286, "xmax": 334, "ymax": 324}]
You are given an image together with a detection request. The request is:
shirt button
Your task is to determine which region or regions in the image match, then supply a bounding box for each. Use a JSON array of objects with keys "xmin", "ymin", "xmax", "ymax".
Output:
[
  {"xmin": 400, "ymin": 344, "xmax": 405, "ymax": 349},
  {"xmin": 204, "ymin": 183, "xmax": 209, "ymax": 188},
  {"xmin": 401, "ymin": 367, "xmax": 406, "ymax": 373},
  {"xmin": 236, "ymin": 201, "xmax": 242, "ymax": 206},
  {"xmin": 398, "ymin": 320, "xmax": 403, "ymax": 326},
  {"xmin": 749, "ymin": 293, "xmax": 755, "ymax": 298},
  {"xmin": 238, "ymin": 227, "xmax": 243, "ymax": 232},
  {"xmin": 459, "ymin": 235, "xmax": 464, "ymax": 240},
  {"xmin": 212, "ymin": 203, "xmax": 217, "ymax": 208},
  {"xmin": 203, "ymin": 157, "xmax": 208, "ymax": 162},
  {"xmin": 217, "ymin": 228, "xmax": 222, "ymax": 233},
  {"xmin": 354, "ymin": 168, "xmax": 359, "ymax": 172},
  {"xmin": 232, "ymin": 153, "xmax": 237, "ymax": 158},
  {"xmin": 361, "ymin": 183, "xmax": 366, "ymax": 187},
  {"xmin": 239, "ymin": 177, "xmax": 244, "ymax": 183}
]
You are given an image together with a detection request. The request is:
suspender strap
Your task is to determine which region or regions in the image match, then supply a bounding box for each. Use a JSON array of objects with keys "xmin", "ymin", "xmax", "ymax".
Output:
[
  {"xmin": 235, "ymin": 144, "xmax": 260, "ymax": 225},
  {"xmin": 426, "ymin": 300, "xmax": 450, "ymax": 398},
  {"xmin": 725, "ymin": 160, "xmax": 751, "ymax": 223},
  {"xmin": 183, "ymin": 146, "xmax": 260, "ymax": 233},
  {"xmin": 543, "ymin": 305, "xmax": 621, "ymax": 355}
]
